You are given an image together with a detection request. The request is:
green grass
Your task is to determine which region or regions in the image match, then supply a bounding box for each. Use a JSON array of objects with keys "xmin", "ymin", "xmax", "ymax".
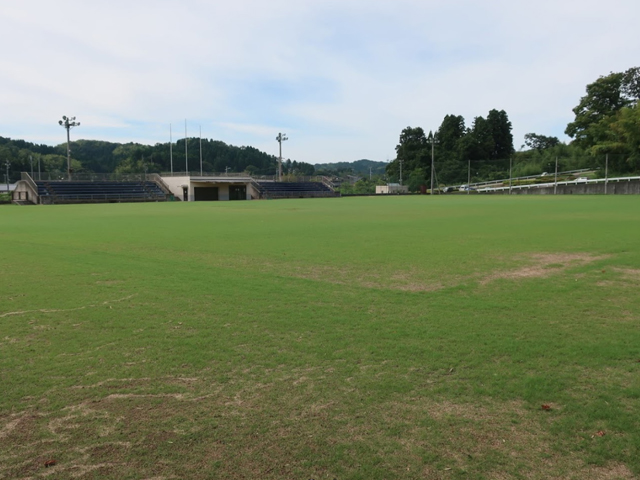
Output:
[{"xmin": 1, "ymin": 196, "xmax": 640, "ymax": 479}]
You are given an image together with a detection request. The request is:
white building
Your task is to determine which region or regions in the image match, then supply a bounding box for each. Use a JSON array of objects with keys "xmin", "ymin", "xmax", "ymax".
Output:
[{"xmin": 376, "ymin": 183, "xmax": 409, "ymax": 194}]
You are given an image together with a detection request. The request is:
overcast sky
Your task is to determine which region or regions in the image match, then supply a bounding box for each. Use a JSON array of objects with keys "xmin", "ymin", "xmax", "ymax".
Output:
[{"xmin": 1, "ymin": 0, "xmax": 639, "ymax": 164}]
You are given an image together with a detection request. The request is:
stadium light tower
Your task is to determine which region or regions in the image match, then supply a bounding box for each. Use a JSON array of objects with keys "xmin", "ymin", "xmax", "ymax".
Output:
[
  {"xmin": 276, "ymin": 133, "xmax": 288, "ymax": 181},
  {"xmin": 58, "ymin": 115, "xmax": 80, "ymax": 181}
]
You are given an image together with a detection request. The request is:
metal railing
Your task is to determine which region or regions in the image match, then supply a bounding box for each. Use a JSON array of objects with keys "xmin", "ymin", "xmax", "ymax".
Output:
[{"xmin": 477, "ymin": 176, "xmax": 640, "ymax": 193}]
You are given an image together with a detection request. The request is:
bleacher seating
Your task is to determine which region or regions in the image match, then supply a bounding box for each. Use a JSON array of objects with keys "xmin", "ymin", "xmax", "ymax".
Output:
[
  {"xmin": 35, "ymin": 181, "xmax": 166, "ymax": 204},
  {"xmin": 255, "ymin": 182, "xmax": 336, "ymax": 199}
]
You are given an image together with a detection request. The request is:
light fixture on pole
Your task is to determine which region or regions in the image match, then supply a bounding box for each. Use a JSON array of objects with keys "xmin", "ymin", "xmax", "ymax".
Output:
[
  {"xmin": 276, "ymin": 133, "xmax": 288, "ymax": 181},
  {"xmin": 58, "ymin": 115, "xmax": 80, "ymax": 181}
]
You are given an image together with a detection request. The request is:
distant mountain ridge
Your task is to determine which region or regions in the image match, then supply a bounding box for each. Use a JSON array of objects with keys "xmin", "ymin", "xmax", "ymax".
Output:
[{"xmin": 315, "ymin": 159, "xmax": 387, "ymax": 175}]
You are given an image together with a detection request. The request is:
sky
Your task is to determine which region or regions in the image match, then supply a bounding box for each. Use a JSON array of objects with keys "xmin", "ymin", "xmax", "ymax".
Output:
[{"xmin": 1, "ymin": 0, "xmax": 639, "ymax": 164}]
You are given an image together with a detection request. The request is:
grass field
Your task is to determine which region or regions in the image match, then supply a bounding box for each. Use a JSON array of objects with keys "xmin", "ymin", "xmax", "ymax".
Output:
[{"xmin": 1, "ymin": 196, "xmax": 640, "ymax": 479}]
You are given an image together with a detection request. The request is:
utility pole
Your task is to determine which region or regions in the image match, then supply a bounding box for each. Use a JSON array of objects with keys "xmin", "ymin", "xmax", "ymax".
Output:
[
  {"xmin": 184, "ymin": 119, "xmax": 188, "ymax": 175},
  {"xmin": 58, "ymin": 115, "xmax": 80, "ymax": 181},
  {"xmin": 199, "ymin": 125, "xmax": 203, "ymax": 176},
  {"xmin": 169, "ymin": 123, "xmax": 173, "ymax": 175},
  {"xmin": 509, "ymin": 157, "xmax": 513, "ymax": 194},
  {"xmin": 554, "ymin": 156, "xmax": 558, "ymax": 195},
  {"xmin": 605, "ymin": 154, "xmax": 609, "ymax": 194},
  {"xmin": 276, "ymin": 133, "xmax": 288, "ymax": 181},
  {"xmin": 4, "ymin": 159, "xmax": 10, "ymax": 195}
]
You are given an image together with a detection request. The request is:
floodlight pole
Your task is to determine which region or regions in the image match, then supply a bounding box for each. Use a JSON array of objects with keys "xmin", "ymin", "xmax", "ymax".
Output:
[
  {"xmin": 29, "ymin": 155, "xmax": 33, "ymax": 179},
  {"xmin": 399, "ymin": 158, "xmax": 403, "ymax": 185},
  {"xmin": 199, "ymin": 125, "xmax": 203, "ymax": 176},
  {"xmin": 468, "ymin": 160, "xmax": 471, "ymax": 195},
  {"xmin": 58, "ymin": 115, "xmax": 80, "ymax": 181},
  {"xmin": 276, "ymin": 133, "xmax": 288, "ymax": 181},
  {"xmin": 37, "ymin": 154, "xmax": 41, "ymax": 181},
  {"xmin": 429, "ymin": 131, "xmax": 437, "ymax": 195}
]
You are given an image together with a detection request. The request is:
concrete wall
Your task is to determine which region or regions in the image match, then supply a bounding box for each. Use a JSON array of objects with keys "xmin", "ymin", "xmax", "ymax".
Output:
[
  {"xmin": 12, "ymin": 180, "xmax": 38, "ymax": 204},
  {"xmin": 376, "ymin": 185, "xmax": 409, "ymax": 194},
  {"xmin": 160, "ymin": 176, "xmax": 252, "ymax": 201},
  {"xmin": 161, "ymin": 176, "xmax": 191, "ymax": 200},
  {"xmin": 505, "ymin": 179, "xmax": 640, "ymax": 195}
]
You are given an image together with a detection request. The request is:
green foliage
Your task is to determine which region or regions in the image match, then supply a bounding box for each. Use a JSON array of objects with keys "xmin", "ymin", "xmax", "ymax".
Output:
[
  {"xmin": 315, "ymin": 159, "xmax": 387, "ymax": 176},
  {"xmin": 523, "ymin": 133, "xmax": 560, "ymax": 151},
  {"xmin": 386, "ymin": 127, "xmax": 430, "ymax": 182},
  {"xmin": 0, "ymin": 135, "xmax": 282, "ymax": 177},
  {"xmin": 390, "ymin": 110, "xmax": 515, "ymax": 186},
  {"xmin": 565, "ymin": 67, "xmax": 640, "ymax": 168},
  {"xmin": 337, "ymin": 175, "xmax": 386, "ymax": 194}
]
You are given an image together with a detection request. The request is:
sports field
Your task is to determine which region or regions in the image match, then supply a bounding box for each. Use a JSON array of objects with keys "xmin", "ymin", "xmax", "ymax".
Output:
[{"xmin": 1, "ymin": 196, "xmax": 640, "ymax": 479}]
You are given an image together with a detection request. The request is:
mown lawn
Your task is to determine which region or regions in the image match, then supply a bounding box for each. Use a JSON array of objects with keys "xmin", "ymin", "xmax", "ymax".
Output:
[{"xmin": 1, "ymin": 195, "xmax": 639, "ymax": 479}]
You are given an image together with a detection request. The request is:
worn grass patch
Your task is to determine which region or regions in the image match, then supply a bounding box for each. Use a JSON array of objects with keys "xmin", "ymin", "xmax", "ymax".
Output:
[{"xmin": 1, "ymin": 195, "xmax": 640, "ymax": 479}]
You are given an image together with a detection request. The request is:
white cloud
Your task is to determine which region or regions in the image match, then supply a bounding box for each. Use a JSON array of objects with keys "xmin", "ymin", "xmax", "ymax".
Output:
[{"xmin": 1, "ymin": 0, "xmax": 639, "ymax": 163}]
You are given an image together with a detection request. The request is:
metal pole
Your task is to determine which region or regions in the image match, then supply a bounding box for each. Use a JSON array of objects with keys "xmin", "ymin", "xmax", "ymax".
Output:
[
  {"xmin": 554, "ymin": 156, "xmax": 558, "ymax": 194},
  {"xmin": 605, "ymin": 154, "xmax": 609, "ymax": 195},
  {"xmin": 38, "ymin": 155, "xmax": 41, "ymax": 181},
  {"xmin": 509, "ymin": 157, "xmax": 512, "ymax": 194},
  {"xmin": 279, "ymin": 136, "xmax": 282, "ymax": 181},
  {"xmin": 66, "ymin": 126, "xmax": 71, "ymax": 181},
  {"xmin": 430, "ymin": 133, "xmax": 435, "ymax": 195},
  {"xmin": 5, "ymin": 160, "xmax": 9, "ymax": 196},
  {"xmin": 30, "ymin": 155, "xmax": 33, "ymax": 179},
  {"xmin": 184, "ymin": 119, "xmax": 188, "ymax": 175},
  {"xmin": 199, "ymin": 125, "xmax": 203, "ymax": 176},
  {"xmin": 399, "ymin": 159, "xmax": 402, "ymax": 186},
  {"xmin": 169, "ymin": 123, "xmax": 173, "ymax": 175},
  {"xmin": 275, "ymin": 133, "xmax": 288, "ymax": 182},
  {"xmin": 58, "ymin": 116, "xmax": 79, "ymax": 181},
  {"xmin": 467, "ymin": 160, "xmax": 470, "ymax": 195}
]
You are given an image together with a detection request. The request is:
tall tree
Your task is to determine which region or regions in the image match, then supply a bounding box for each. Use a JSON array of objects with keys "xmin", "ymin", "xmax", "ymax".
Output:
[
  {"xmin": 523, "ymin": 133, "xmax": 560, "ymax": 151},
  {"xmin": 565, "ymin": 67, "xmax": 640, "ymax": 148},
  {"xmin": 387, "ymin": 126, "xmax": 429, "ymax": 181},
  {"xmin": 486, "ymin": 109, "xmax": 514, "ymax": 160}
]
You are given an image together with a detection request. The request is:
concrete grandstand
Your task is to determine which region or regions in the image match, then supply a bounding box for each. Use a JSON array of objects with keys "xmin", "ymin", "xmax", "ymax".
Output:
[{"xmin": 12, "ymin": 173, "xmax": 338, "ymax": 204}]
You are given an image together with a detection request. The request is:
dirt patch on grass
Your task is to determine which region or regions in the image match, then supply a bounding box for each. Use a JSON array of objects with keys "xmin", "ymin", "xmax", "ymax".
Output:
[
  {"xmin": 481, "ymin": 253, "xmax": 610, "ymax": 285},
  {"xmin": 380, "ymin": 398, "xmax": 635, "ymax": 480},
  {"xmin": 0, "ymin": 294, "xmax": 137, "ymax": 318},
  {"xmin": 612, "ymin": 267, "xmax": 640, "ymax": 283}
]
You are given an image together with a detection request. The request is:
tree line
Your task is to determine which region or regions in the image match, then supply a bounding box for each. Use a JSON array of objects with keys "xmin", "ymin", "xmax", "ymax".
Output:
[
  {"xmin": 0, "ymin": 136, "xmax": 316, "ymax": 181},
  {"xmin": 388, "ymin": 66, "xmax": 640, "ymax": 190}
]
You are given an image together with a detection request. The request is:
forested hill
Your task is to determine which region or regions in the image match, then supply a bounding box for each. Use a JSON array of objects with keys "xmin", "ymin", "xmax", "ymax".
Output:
[
  {"xmin": 0, "ymin": 136, "xmax": 315, "ymax": 178},
  {"xmin": 314, "ymin": 159, "xmax": 387, "ymax": 175}
]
